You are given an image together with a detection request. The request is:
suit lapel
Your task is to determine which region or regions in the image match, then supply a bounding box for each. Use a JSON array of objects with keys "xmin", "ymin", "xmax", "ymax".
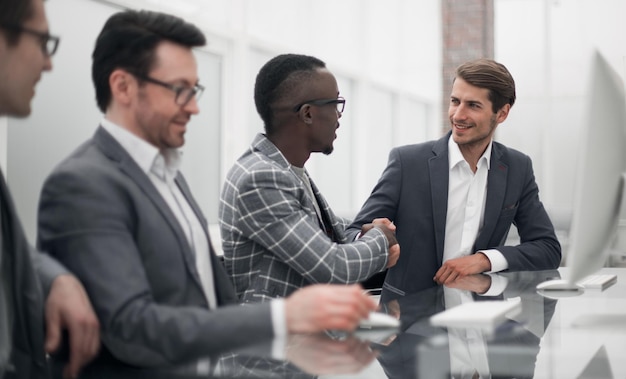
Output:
[
  {"xmin": 174, "ymin": 174, "xmax": 237, "ymax": 305},
  {"xmin": 174, "ymin": 173, "xmax": 207, "ymax": 232},
  {"xmin": 92, "ymin": 127, "xmax": 207, "ymax": 296},
  {"xmin": 430, "ymin": 134, "xmax": 450, "ymax": 266},
  {"xmin": 309, "ymin": 177, "xmax": 343, "ymax": 243},
  {"xmin": 475, "ymin": 144, "xmax": 508, "ymax": 250},
  {"xmin": 253, "ymin": 134, "xmax": 341, "ymax": 242}
]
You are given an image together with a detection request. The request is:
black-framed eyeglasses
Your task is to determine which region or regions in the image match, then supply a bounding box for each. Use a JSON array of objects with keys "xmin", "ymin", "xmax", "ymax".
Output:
[
  {"xmin": 0, "ymin": 24, "xmax": 60, "ymax": 56},
  {"xmin": 133, "ymin": 73, "xmax": 204, "ymax": 106},
  {"xmin": 293, "ymin": 97, "xmax": 346, "ymax": 113}
]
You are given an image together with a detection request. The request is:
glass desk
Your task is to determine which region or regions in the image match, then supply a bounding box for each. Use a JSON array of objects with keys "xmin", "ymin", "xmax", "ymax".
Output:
[
  {"xmin": 322, "ymin": 267, "xmax": 626, "ymax": 379},
  {"xmin": 64, "ymin": 268, "xmax": 626, "ymax": 378}
]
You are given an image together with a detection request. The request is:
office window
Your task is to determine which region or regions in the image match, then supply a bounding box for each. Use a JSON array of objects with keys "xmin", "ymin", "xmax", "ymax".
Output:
[
  {"xmin": 393, "ymin": 97, "xmax": 430, "ymax": 147},
  {"xmin": 307, "ymin": 76, "xmax": 355, "ymax": 218},
  {"xmin": 179, "ymin": 50, "xmax": 223, "ymax": 222},
  {"xmin": 350, "ymin": 87, "xmax": 394, "ymax": 209},
  {"xmin": 7, "ymin": 0, "xmax": 118, "ymax": 241}
]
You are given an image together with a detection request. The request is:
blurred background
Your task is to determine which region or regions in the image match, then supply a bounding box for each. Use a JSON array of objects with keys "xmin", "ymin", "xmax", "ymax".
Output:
[{"xmin": 1, "ymin": 0, "xmax": 624, "ymax": 262}]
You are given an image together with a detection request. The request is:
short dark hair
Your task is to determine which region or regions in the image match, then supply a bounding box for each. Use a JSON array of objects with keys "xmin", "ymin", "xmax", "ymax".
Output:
[
  {"xmin": 0, "ymin": 0, "xmax": 37, "ymax": 45},
  {"xmin": 92, "ymin": 9, "xmax": 206, "ymax": 113},
  {"xmin": 455, "ymin": 58, "xmax": 516, "ymax": 113},
  {"xmin": 254, "ymin": 53, "xmax": 326, "ymax": 134}
]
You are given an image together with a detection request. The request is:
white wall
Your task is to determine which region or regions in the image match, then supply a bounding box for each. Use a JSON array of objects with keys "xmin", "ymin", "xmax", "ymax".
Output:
[
  {"xmin": 5, "ymin": 0, "xmax": 442, "ymax": 241},
  {"xmin": 6, "ymin": 0, "xmax": 224, "ymax": 241},
  {"xmin": 105, "ymin": 0, "xmax": 442, "ymax": 216},
  {"xmin": 495, "ymin": 0, "xmax": 626, "ymax": 222},
  {"xmin": 6, "ymin": 0, "xmax": 118, "ymax": 242},
  {"xmin": 9, "ymin": 0, "xmax": 624, "ymax": 253}
]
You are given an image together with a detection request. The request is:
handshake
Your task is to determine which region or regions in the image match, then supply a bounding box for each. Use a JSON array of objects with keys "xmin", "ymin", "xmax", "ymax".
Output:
[{"xmin": 360, "ymin": 218, "xmax": 400, "ymax": 269}]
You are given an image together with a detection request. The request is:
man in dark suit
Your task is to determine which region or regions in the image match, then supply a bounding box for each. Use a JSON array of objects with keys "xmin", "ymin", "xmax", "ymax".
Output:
[
  {"xmin": 0, "ymin": 0, "xmax": 100, "ymax": 378},
  {"xmin": 346, "ymin": 59, "xmax": 561, "ymax": 296},
  {"xmin": 37, "ymin": 9, "xmax": 379, "ymax": 373}
]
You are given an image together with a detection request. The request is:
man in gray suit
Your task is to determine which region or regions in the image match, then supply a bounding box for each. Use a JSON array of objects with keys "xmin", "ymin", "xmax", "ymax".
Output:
[
  {"xmin": 220, "ymin": 54, "xmax": 400, "ymax": 303},
  {"xmin": 37, "ymin": 10, "xmax": 379, "ymax": 373},
  {"xmin": 346, "ymin": 59, "xmax": 561, "ymax": 297},
  {"xmin": 0, "ymin": 0, "xmax": 100, "ymax": 378}
]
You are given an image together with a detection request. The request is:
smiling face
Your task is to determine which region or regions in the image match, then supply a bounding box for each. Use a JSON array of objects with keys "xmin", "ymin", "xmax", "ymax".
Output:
[
  {"xmin": 0, "ymin": 0, "xmax": 52, "ymax": 117},
  {"xmin": 128, "ymin": 41, "xmax": 200, "ymax": 151},
  {"xmin": 448, "ymin": 77, "xmax": 510, "ymax": 159}
]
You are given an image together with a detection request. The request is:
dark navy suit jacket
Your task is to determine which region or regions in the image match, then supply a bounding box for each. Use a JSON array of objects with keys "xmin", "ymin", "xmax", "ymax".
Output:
[{"xmin": 346, "ymin": 132, "xmax": 561, "ymax": 296}]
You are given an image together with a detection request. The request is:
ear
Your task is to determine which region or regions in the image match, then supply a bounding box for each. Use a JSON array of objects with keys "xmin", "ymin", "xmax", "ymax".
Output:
[
  {"xmin": 495, "ymin": 103, "xmax": 511, "ymax": 124},
  {"xmin": 109, "ymin": 69, "xmax": 135, "ymax": 106},
  {"xmin": 297, "ymin": 104, "xmax": 314, "ymax": 125}
]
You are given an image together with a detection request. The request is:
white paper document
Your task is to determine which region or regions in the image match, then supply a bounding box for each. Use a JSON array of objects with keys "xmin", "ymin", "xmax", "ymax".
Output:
[{"xmin": 430, "ymin": 297, "xmax": 522, "ymax": 329}]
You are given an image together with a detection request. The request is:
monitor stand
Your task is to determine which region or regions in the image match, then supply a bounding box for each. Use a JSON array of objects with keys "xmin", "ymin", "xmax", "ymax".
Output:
[{"xmin": 535, "ymin": 279, "xmax": 585, "ymax": 299}]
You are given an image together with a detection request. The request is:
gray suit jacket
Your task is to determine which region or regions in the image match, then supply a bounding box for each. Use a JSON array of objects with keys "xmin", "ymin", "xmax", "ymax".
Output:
[
  {"xmin": 219, "ymin": 134, "xmax": 389, "ymax": 302},
  {"xmin": 0, "ymin": 171, "xmax": 53, "ymax": 379},
  {"xmin": 37, "ymin": 127, "xmax": 274, "ymax": 369},
  {"xmin": 346, "ymin": 132, "xmax": 561, "ymax": 296}
]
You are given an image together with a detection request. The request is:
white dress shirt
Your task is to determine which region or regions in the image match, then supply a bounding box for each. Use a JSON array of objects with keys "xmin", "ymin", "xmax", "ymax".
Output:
[
  {"xmin": 444, "ymin": 287, "xmax": 491, "ymax": 379},
  {"xmin": 443, "ymin": 136, "xmax": 508, "ymax": 274}
]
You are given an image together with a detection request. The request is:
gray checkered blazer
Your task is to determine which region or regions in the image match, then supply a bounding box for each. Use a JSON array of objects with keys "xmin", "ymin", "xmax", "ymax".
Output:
[{"xmin": 219, "ymin": 134, "xmax": 390, "ymax": 302}]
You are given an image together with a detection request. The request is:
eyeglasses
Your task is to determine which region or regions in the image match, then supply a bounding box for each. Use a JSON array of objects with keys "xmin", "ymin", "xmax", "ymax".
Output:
[
  {"xmin": 293, "ymin": 97, "xmax": 346, "ymax": 113},
  {"xmin": 133, "ymin": 73, "xmax": 204, "ymax": 106},
  {"xmin": 0, "ymin": 24, "xmax": 60, "ymax": 56}
]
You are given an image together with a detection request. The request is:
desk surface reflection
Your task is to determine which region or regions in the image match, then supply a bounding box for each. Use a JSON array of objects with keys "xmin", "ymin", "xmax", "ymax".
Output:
[{"xmin": 65, "ymin": 268, "xmax": 626, "ymax": 379}]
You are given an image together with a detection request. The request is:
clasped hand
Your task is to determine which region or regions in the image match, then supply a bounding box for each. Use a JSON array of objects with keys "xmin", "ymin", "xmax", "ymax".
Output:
[{"xmin": 360, "ymin": 218, "xmax": 400, "ymax": 268}]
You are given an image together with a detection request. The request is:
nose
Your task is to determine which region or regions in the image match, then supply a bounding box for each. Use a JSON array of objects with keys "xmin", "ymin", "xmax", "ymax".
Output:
[
  {"xmin": 43, "ymin": 53, "xmax": 53, "ymax": 72},
  {"xmin": 450, "ymin": 103, "xmax": 467, "ymax": 122},
  {"xmin": 184, "ymin": 96, "xmax": 200, "ymax": 115}
]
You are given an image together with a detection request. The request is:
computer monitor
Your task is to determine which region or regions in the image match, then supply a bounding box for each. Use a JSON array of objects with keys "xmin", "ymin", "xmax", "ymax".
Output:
[{"xmin": 537, "ymin": 50, "xmax": 626, "ymax": 293}]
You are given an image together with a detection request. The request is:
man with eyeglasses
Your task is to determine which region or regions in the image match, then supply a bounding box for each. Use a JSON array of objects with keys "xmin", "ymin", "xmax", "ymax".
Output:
[
  {"xmin": 37, "ymin": 10, "xmax": 382, "ymax": 374},
  {"xmin": 219, "ymin": 54, "xmax": 400, "ymax": 303},
  {"xmin": 0, "ymin": 0, "xmax": 101, "ymax": 378}
]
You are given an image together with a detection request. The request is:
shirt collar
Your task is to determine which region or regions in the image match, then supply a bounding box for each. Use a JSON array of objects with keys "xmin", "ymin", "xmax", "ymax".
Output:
[
  {"xmin": 100, "ymin": 117, "xmax": 182, "ymax": 180},
  {"xmin": 447, "ymin": 134, "xmax": 493, "ymax": 171}
]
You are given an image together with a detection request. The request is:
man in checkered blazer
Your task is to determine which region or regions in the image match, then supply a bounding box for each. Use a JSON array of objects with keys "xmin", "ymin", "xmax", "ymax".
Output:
[{"xmin": 220, "ymin": 54, "xmax": 400, "ymax": 302}]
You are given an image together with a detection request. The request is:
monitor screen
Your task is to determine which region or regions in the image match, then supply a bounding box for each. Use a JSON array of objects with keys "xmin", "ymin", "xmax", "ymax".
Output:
[
  {"xmin": 537, "ymin": 50, "xmax": 626, "ymax": 293},
  {"xmin": 566, "ymin": 50, "xmax": 626, "ymax": 283}
]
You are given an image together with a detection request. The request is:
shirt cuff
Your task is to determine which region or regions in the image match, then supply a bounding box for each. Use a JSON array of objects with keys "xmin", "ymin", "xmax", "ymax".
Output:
[
  {"xmin": 479, "ymin": 273, "xmax": 509, "ymax": 296},
  {"xmin": 479, "ymin": 249, "xmax": 508, "ymax": 273},
  {"xmin": 270, "ymin": 299, "xmax": 287, "ymax": 360}
]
